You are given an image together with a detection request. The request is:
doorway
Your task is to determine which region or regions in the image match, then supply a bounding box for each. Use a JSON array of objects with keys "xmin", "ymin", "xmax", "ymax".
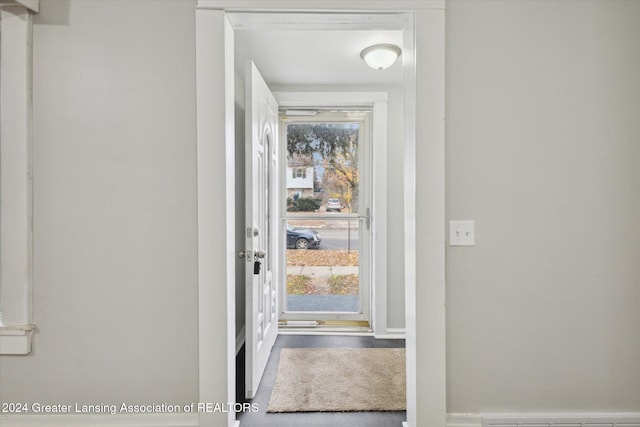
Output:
[
  {"xmin": 280, "ymin": 109, "xmax": 372, "ymax": 325},
  {"xmin": 194, "ymin": 4, "xmax": 446, "ymax": 427}
]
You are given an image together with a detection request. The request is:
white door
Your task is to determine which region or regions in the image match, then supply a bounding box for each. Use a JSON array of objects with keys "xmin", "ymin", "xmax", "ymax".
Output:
[{"xmin": 244, "ymin": 61, "xmax": 279, "ymax": 399}]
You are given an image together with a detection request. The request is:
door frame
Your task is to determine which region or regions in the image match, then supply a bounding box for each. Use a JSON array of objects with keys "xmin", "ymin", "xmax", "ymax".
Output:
[
  {"xmin": 276, "ymin": 91, "xmax": 387, "ymax": 331},
  {"xmin": 195, "ymin": 2, "xmax": 446, "ymax": 427},
  {"xmin": 279, "ymin": 109, "xmax": 373, "ymax": 324}
]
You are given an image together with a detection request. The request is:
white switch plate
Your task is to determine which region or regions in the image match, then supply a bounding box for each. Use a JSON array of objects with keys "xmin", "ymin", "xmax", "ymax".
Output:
[{"xmin": 450, "ymin": 220, "xmax": 475, "ymax": 246}]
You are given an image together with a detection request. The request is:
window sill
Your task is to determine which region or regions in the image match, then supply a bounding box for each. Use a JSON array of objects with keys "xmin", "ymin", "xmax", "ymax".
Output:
[
  {"xmin": 0, "ymin": 324, "xmax": 36, "ymax": 355},
  {"xmin": 5, "ymin": 0, "xmax": 39, "ymax": 13}
]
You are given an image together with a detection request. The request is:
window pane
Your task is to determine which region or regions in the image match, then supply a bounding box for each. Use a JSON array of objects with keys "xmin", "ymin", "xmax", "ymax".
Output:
[
  {"xmin": 285, "ymin": 219, "xmax": 360, "ymax": 313},
  {"xmin": 285, "ymin": 123, "xmax": 359, "ymax": 214}
]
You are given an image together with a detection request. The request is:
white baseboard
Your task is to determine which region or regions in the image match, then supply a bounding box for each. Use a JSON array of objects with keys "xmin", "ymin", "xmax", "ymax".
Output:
[
  {"xmin": 448, "ymin": 413, "xmax": 483, "ymax": 427},
  {"xmin": 0, "ymin": 414, "xmax": 199, "ymax": 427},
  {"xmin": 448, "ymin": 413, "xmax": 640, "ymax": 427},
  {"xmin": 5, "ymin": 411, "xmax": 635, "ymax": 427},
  {"xmin": 374, "ymin": 327, "xmax": 406, "ymax": 339}
]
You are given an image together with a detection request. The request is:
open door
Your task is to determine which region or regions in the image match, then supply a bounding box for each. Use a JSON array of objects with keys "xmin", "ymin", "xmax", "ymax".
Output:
[{"xmin": 244, "ymin": 61, "xmax": 279, "ymax": 399}]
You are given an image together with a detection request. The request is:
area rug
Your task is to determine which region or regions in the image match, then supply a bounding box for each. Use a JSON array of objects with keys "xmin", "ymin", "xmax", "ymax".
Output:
[{"xmin": 267, "ymin": 347, "xmax": 406, "ymax": 412}]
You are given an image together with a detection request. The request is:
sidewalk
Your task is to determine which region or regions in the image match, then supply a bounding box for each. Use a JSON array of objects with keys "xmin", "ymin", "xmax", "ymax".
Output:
[
  {"xmin": 285, "ymin": 265, "xmax": 360, "ymax": 312},
  {"xmin": 286, "ymin": 265, "xmax": 358, "ymax": 276},
  {"xmin": 286, "ymin": 212, "xmax": 361, "ymax": 230},
  {"xmin": 286, "ymin": 265, "xmax": 358, "ymax": 295}
]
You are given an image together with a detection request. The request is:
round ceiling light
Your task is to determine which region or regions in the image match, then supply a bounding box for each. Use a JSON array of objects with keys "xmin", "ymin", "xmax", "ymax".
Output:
[{"xmin": 360, "ymin": 44, "xmax": 402, "ymax": 70}]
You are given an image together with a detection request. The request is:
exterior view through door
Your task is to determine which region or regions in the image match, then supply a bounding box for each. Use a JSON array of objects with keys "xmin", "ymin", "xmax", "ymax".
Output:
[{"xmin": 281, "ymin": 109, "xmax": 371, "ymax": 326}]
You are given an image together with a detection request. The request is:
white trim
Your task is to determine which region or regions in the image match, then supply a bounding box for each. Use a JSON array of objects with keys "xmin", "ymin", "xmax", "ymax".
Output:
[
  {"xmin": 482, "ymin": 413, "xmax": 640, "ymax": 427},
  {"xmin": 402, "ymin": 12, "xmax": 418, "ymax": 427},
  {"xmin": 447, "ymin": 413, "xmax": 640, "ymax": 427},
  {"xmin": 447, "ymin": 414, "xmax": 483, "ymax": 427},
  {"xmin": 275, "ymin": 91, "xmax": 387, "ymax": 331},
  {"xmin": 196, "ymin": 6, "xmax": 446, "ymax": 427},
  {"xmin": 0, "ymin": 3, "xmax": 35, "ymax": 356},
  {"xmin": 0, "ymin": 414, "xmax": 198, "ymax": 427},
  {"xmin": 374, "ymin": 327, "xmax": 405, "ymax": 339},
  {"xmin": 15, "ymin": 0, "xmax": 38, "ymax": 12},
  {"xmin": 0, "ymin": 324, "xmax": 35, "ymax": 355},
  {"xmin": 0, "ymin": 0, "xmax": 39, "ymax": 13},
  {"xmin": 197, "ymin": 0, "xmax": 445, "ymax": 11},
  {"xmin": 195, "ymin": 10, "xmax": 237, "ymax": 427},
  {"xmin": 226, "ymin": 12, "xmax": 410, "ymax": 31},
  {"xmin": 279, "ymin": 329, "xmax": 373, "ymax": 336},
  {"xmin": 275, "ymin": 91, "xmax": 388, "ymax": 107},
  {"xmin": 406, "ymin": 8, "xmax": 446, "ymax": 427}
]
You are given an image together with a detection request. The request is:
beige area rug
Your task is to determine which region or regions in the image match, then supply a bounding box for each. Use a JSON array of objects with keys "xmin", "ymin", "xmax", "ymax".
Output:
[{"xmin": 267, "ymin": 348, "xmax": 406, "ymax": 413}]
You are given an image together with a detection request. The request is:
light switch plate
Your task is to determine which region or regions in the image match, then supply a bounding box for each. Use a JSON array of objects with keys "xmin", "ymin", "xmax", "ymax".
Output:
[{"xmin": 450, "ymin": 220, "xmax": 475, "ymax": 246}]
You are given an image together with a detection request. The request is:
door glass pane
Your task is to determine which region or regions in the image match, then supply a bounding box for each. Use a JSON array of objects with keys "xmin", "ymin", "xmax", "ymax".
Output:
[
  {"xmin": 282, "ymin": 115, "xmax": 368, "ymax": 318},
  {"xmin": 285, "ymin": 219, "xmax": 360, "ymax": 313},
  {"xmin": 285, "ymin": 122, "xmax": 360, "ymax": 214}
]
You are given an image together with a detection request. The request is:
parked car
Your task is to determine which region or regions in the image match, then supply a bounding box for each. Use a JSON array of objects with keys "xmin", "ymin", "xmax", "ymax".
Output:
[
  {"xmin": 326, "ymin": 198, "xmax": 343, "ymax": 212},
  {"xmin": 286, "ymin": 224, "xmax": 321, "ymax": 249}
]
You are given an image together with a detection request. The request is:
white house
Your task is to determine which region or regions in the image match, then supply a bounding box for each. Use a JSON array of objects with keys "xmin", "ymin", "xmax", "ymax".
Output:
[
  {"xmin": 285, "ymin": 166, "xmax": 314, "ymax": 199},
  {"xmin": 0, "ymin": 1, "xmax": 639, "ymax": 427}
]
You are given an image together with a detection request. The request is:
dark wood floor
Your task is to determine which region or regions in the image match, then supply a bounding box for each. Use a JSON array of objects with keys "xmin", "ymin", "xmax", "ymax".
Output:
[{"xmin": 236, "ymin": 334, "xmax": 406, "ymax": 427}]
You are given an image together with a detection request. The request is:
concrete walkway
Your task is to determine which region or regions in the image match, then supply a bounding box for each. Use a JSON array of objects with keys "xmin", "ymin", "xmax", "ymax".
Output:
[
  {"xmin": 286, "ymin": 265, "xmax": 358, "ymax": 295},
  {"xmin": 286, "ymin": 265, "xmax": 358, "ymax": 276},
  {"xmin": 286, "ymin": 294, "xmax": 359, "ymax": 312},
  {"xmin": 285, "ymin": 265, "xmax": 360, "ymax": 312}
]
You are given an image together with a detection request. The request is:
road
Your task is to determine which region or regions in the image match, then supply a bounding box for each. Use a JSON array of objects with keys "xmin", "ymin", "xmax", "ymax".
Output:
[{"xmin": 317, "ymin": 228, "xmax": 360, "ymax": 251}]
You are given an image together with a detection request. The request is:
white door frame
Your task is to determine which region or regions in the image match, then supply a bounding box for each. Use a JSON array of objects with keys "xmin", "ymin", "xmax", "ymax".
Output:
[
  {"xmin": 276, "ymin": 92, "xmax": 387, "ymax": 331},
  {"xmin": 195, "ymin": 2, "xmax": 445, "ymax": 427}
]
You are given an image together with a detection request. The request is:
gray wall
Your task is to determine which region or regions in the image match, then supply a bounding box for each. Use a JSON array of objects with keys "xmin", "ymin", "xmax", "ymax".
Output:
[
  {"xmin": 2, "ymin": 0, "xmax": 639, "ymax": 416},
  {"xmin": 385, "ymin": 85, "xmax": 406, "ymax": 329},
  {"xmin": 446, "ymin": 0, "xmax": 640, "ymax": 412},
  {"xmin": 0, "ymin": 0, "xmax": 199, "ymax": 406}
]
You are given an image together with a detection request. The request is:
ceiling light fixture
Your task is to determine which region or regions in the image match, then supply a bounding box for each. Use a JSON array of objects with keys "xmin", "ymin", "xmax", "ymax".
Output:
[{"xmin": 360, "ymin": 44, "xmax": 402, "ymax": 70}]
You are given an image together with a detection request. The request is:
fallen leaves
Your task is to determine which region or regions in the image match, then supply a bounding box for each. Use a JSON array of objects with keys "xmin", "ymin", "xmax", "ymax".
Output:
[
  {"xmin": 286, "ymin": 275, "xmax": 317, "ymax": 295},
  {"xmin": 328, "ymin": 274, "xmax": 359, "ymax": 295},
  {"xmin": 287, "ymin": 273, "xmax": 359, "ymax": 296},
  {"xmin": 287, "ymin": 250, "xmax": 359, "ymax": 266}
]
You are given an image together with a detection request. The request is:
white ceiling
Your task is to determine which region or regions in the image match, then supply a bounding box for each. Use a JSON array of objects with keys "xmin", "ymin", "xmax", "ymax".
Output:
[{"xmin": 234, "ymin": 30, "xmax": 404, "ymax": 87}]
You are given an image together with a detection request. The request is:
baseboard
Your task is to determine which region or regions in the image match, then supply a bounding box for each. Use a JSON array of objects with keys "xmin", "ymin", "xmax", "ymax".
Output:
[
  {"xmin": 448, "ymin": 413, "xmax": 483, "ymax": 427},
  {"xmin": 374, "ymin": 327, "xmax": 406, "ymax": 339},
  {"xmin": 447, "ymin": 413, "xmax": 640, "ymax": 427},
  {"xmin": 0, "ymin": 413, "xmax": 199, "ymax": 427}
]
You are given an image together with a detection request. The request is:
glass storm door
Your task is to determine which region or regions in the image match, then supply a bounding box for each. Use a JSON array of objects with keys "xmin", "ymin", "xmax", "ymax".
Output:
[{"xmin": 280, "ymin": 110, "xmax": 371, "ymax": 325}]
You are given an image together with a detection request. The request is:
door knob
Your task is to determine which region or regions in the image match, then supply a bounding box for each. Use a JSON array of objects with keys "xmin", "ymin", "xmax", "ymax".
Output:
[
  {"xmin": 256, "ymin": 250, "xmax": 266, "ymax": 259},
  {"xmin": 238, "ymin": 251, "xmax": 246, "ymax": 259}
]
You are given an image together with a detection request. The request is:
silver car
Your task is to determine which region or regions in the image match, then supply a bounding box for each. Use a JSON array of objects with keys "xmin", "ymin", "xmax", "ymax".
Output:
[{"xmin": 326, "ymin": 198, "xmax": 343, "ymax": 212}]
